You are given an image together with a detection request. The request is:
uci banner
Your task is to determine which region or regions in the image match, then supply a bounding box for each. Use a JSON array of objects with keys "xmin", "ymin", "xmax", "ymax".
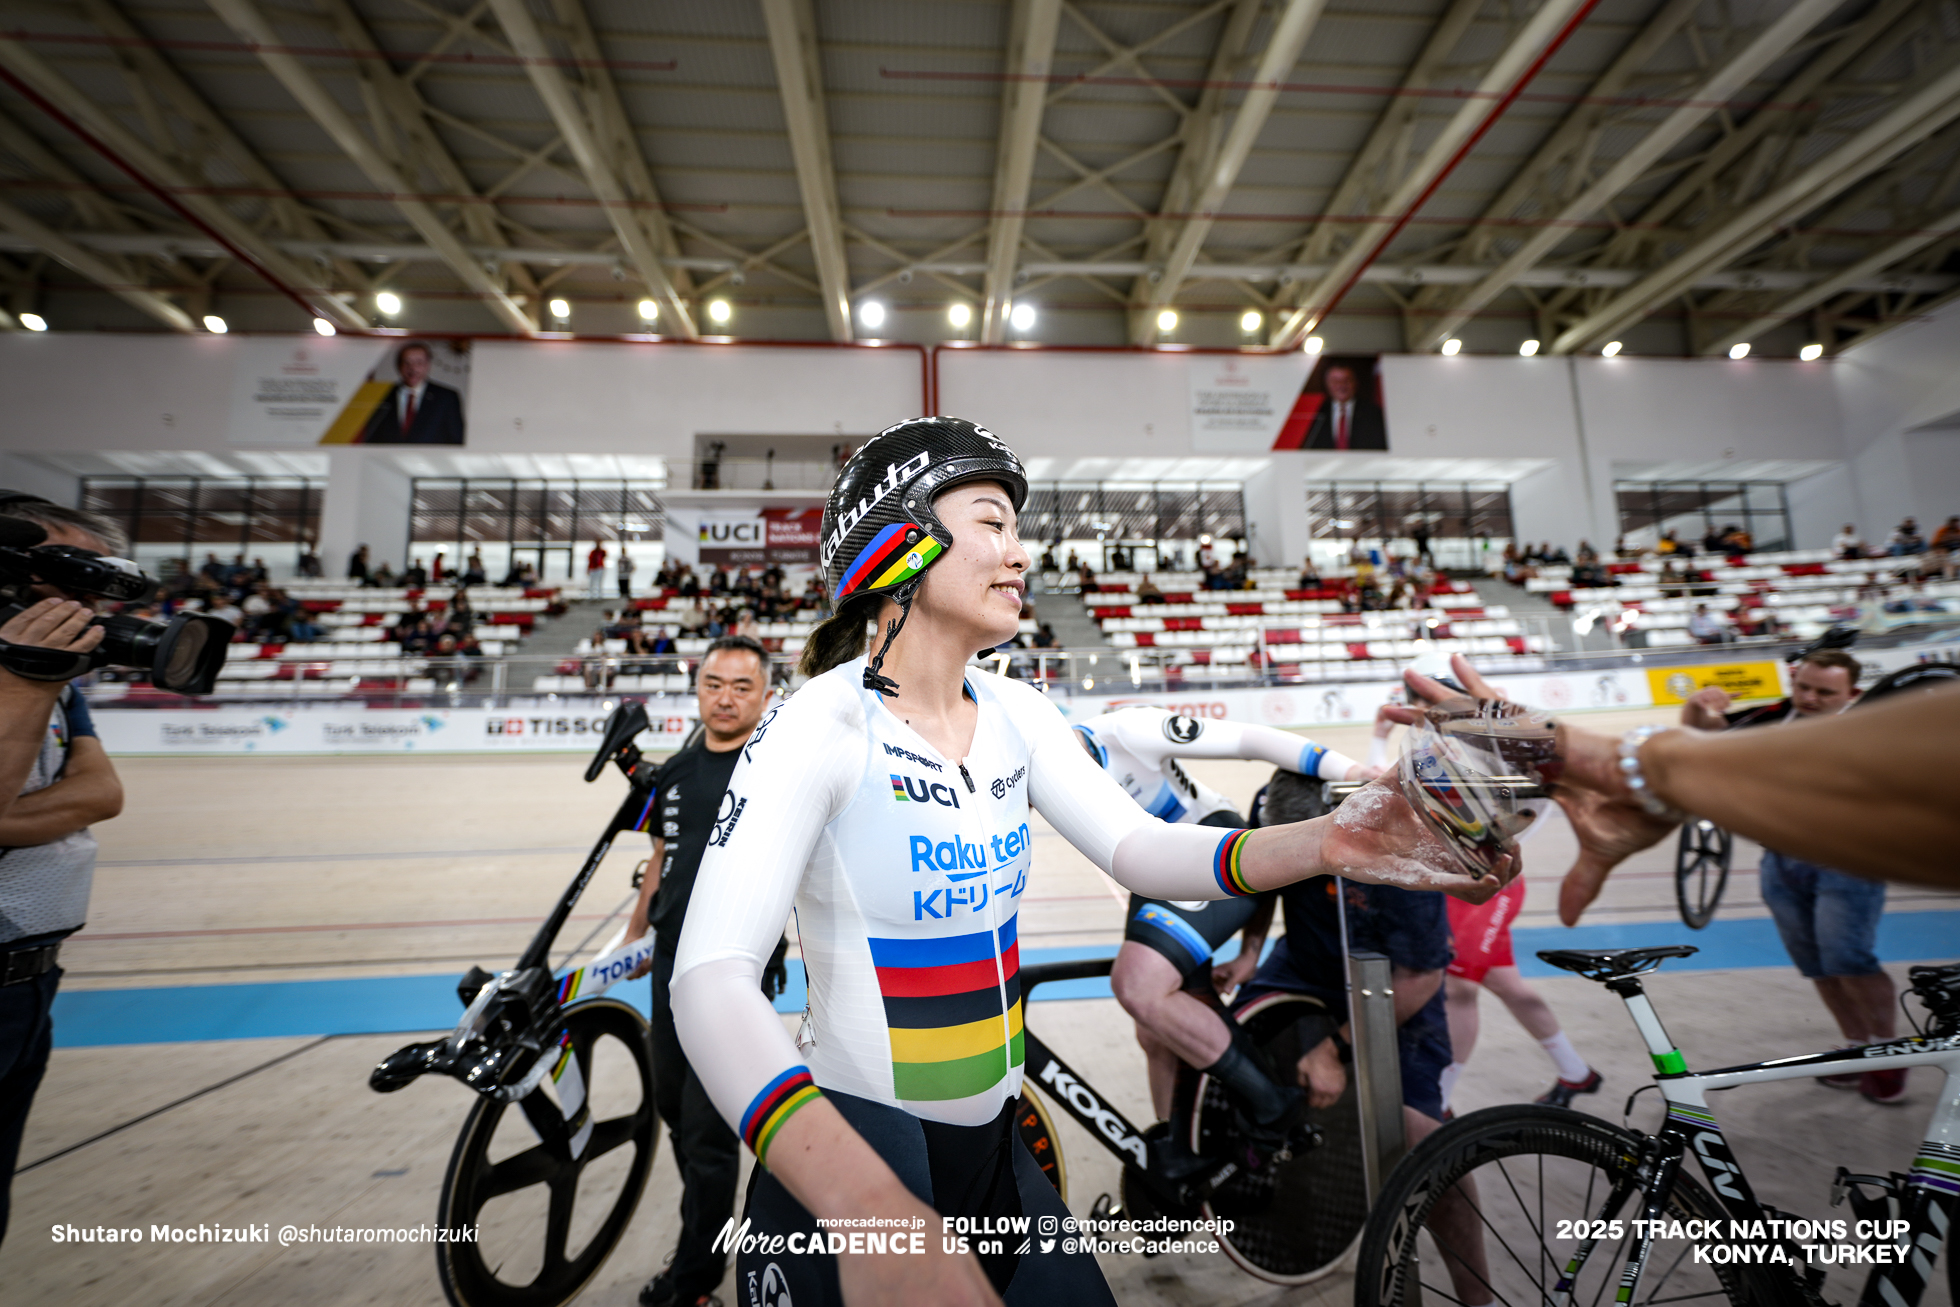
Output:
[{"xmin": 697, "ymin": 508, "xmax": 823, "ymax": 566}]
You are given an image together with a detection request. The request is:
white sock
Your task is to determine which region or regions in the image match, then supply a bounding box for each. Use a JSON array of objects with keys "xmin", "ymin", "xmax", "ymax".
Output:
[
  {"xmin": 1539, "ymin": 1031, "xmax": 1589, "ymax": 1083},
  {"xmin": 1440, "ymin": 1061, "xmax": 1465, "ymax": 1111}
]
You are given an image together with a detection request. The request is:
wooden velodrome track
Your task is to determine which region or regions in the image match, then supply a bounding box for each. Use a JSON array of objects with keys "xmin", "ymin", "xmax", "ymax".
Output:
[{"xmin": 3, "ymin": 709, "xmax": 1953, "ymax": 1306}]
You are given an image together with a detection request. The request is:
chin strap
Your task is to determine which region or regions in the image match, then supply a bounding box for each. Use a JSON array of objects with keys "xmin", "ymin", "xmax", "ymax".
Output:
[{"xmin": 862, "ymin": 577, "xmax": 923, "ymax": 697}]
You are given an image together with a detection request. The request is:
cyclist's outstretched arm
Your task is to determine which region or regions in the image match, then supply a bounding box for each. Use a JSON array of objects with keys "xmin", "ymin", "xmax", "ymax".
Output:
[
  {"xmin": 668, "ymin": 686, "xmax": 999, "ymax": 1306},
  {"xmin": 1152, "ymin": 717, "xmax": 1372, "ymax": 775},
  {"xmin": 1016, "ymin": 691, "xmax": 1506, "ymax": 901}
]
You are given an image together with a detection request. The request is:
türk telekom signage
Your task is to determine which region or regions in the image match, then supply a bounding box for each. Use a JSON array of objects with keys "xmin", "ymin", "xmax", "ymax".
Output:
[{"xmin": 697, "ymin": 508, "xmax": 823, "ymax": 566}]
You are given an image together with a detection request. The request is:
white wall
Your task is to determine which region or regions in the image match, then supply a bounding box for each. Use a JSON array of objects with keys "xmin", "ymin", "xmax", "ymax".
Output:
[
  {"xmin": 9, "ymin": 326, "xmax": 1957, "ymax": 565},
  {"xmin": 1831, "ymin": 297, "xmax": 1960, "ymax": 538}
]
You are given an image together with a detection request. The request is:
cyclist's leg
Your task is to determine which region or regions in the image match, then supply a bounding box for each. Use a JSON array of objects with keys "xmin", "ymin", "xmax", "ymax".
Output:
[
  {"xmin": 1110, "ymin": 939, "xmax": 1226, "ymax": 1118},
  {"xmin": 1003, "ymin": 1126, "xmax": 1117, "ymax": 1305},
  {"xmin": 1116, "ymin": 894, "xmax": 1297, "ymax": 1135}
]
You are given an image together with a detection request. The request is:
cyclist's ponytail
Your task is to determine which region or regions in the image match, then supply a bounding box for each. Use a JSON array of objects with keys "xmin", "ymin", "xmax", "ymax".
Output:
[{"xmin": 798, "ymin": 592, "xmax": 882, "ymax": 678}]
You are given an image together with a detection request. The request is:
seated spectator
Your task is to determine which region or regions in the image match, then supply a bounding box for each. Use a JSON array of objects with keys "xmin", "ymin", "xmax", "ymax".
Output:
[
  {"xmin": 1889, "ymin": 517, "xmax": 1927, "ymax": 555},
  {"xmin": 1298, "ymin": 556, "xmax": 1321, "ymax": 590},
  {"xmin": 297, "ymin": 543, "xmax": 323, "ymax": 578},
  {"xmin": 1546, "ymin": 543, "xmax": 1571, "ymax": 565},
  {"xmin": 205, "ymin": 593, "xmax": 244, "ymax": 627},
  {"xmin": 1926, "ymin": 540, "xmax": 1957, "ymax": 581},
  {"xmin": 446, "ymin": 591, "xmax": 476, "ymax": 634},
  {"xmin": 1932, "ymin": 516, "xmax": 1960, "ymax": 553},
  {"xmin": 1687, "ymin": 603, "xmax": 1726, "ymax": 645},
  {"xmin": 463, "ymin": 550, "xmax": 487, "ymax": 586},
  {"xmin": 372, "ymin": 561, "xmax": 398, "ymax": 587},
  {"xmin": 1031, "ymin": 623, "xmax": 1057, "ymax": 649},
  {"xmin": 404, "ymin": 559, "xmax": 429, "ymax": 589},
  {"xmin": 1833, "ymin": 523, "xmax": 1865, "ymax": 559},
  {"xmin": 1135, "ymin": 573, "xmax": 1164, "ymax": 603},
  {"xmin": 1574, "ymin": 540, "xmax": 1598, "ymax": 565},
  {"xmin": 1656, "ymin": 529, "xmax": 1682, "ymax": 556}
]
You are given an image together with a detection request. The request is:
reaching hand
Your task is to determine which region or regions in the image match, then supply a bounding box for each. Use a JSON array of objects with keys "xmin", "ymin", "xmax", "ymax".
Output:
[
  {"xmin": 1296, "ymin": 1037, "xmax": 1347, "ymax": 1109},
  {"xmin": 1314, "ymin": 777, "xmax": 1514, "ymax": 902},
  {"xmin": 1212, "ymin": 947, "xmax": 1261, "ymax": 997},
  {"xmin": 1395, "ymin": 653, "xmax": 1680, "ymax": 925}
]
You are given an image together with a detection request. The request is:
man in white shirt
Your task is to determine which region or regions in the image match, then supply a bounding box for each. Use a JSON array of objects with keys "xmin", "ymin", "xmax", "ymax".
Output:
[{"xmin": 1832, "ymin": 524, "xmax": 1863, "ymax": 559}]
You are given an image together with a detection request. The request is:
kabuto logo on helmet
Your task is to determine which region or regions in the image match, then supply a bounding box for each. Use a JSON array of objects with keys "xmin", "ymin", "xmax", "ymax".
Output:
[{"xmin": 820, "ymin": 448, "xmax": 930, "ymax": 572}]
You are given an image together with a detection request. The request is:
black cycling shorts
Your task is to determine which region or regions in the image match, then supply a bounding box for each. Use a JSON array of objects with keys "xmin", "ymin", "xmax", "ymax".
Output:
[
  {"xmin": 1123, "ymin": 809, "xmax": 1263, "ymax": 982},
  {"xmin": 735, "ymin": 1091, "xmax": 1115, "ymax": 1307}
]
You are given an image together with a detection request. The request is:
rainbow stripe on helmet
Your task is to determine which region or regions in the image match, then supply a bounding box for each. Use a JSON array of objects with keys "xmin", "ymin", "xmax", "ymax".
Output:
[{"xmin": 834, "ymin": 522, "xmax": 941, "ymax": 600}]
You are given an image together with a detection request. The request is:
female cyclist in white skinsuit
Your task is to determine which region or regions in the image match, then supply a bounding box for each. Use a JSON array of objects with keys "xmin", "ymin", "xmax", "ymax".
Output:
[{"xmin": 670, "ymin": 419, "xmax": 1511, "ymax": 1307}]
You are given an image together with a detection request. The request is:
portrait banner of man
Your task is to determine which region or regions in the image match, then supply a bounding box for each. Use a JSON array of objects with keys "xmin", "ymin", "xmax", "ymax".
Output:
[
  {"xmin": 335, "ymin": 340, "xmax": 471, "ymax": 445},
  {"xmin": 1273, "ymin": 354, "xmax": 1390, "ymax": 451}
]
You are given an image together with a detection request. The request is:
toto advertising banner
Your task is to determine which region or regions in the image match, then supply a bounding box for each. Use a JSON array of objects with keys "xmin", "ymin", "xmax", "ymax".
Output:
[
  {"xmin": 1049, "ymin": 666, "xmax": 1661, "ymax": 727},
  {"xmin": 91, "ymin": 702, "xmax": 700, "ymax": 755}
]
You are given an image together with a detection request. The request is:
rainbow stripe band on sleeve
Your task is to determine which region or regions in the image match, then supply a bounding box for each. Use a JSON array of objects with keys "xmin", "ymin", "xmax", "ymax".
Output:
[
  {"xmin": 1212, "ymin": 828, "xmax": 1255, "ymax": 898},
  {"xmin": 740, "ymin": 1066, "xmax": 822, "ymax": 1164}
]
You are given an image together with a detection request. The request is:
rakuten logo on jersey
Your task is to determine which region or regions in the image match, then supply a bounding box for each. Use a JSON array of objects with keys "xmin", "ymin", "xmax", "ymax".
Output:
[
  {"xmin": 908, "ymin": 823, "xmax": 1031, "ymax": 919},
  {"xmin": 890, "ymin": 774, "xmax": 961, "ymax": 807}
]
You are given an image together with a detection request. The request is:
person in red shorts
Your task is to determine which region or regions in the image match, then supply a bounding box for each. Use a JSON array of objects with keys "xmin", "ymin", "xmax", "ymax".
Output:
[
  {"xmin": 1368, "ymin": 702, "xmax": 1599, "ymax": 1111},
  {"xmin": 1443, "ymin": 878, "xmax": 1599, "ymax": 1108}
]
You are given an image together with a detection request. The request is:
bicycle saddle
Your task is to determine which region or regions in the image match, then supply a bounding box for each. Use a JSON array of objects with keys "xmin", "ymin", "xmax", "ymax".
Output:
[{"xmin": 1536, "ymin": 946, "xmax": 1698, "ymax": 981}]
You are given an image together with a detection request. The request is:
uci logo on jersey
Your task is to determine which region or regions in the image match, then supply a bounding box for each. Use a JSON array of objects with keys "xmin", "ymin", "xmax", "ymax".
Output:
[{"xmin": 889, "ymin": 773, "xmax": 961, "ymax": 808}]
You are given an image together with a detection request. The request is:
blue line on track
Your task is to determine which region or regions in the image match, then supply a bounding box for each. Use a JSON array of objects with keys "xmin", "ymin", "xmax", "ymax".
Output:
[{"xmin": 49, "ymin": 912, "xmax": 1960, "ymax": 1048}]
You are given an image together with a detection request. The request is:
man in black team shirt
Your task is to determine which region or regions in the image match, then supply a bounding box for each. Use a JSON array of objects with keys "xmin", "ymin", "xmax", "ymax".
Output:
[{"xmin": 627, "ymin": 635, "xmax": 776, "ymax": 1307}]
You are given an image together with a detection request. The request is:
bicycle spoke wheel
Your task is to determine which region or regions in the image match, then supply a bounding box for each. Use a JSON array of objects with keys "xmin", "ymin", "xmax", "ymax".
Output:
[
  {"xmin": 1358, "ymin": 1104, "xmax": 1765, "ymax": 1307},
  {"xmin": 1674, "ymin": 821, "xmax": 1733, "ymax": 931},
  {"xmin": 1191, "ymin": 992, "xmax": 1369, "ymax": 1285},
  {"xmin": 436, "ymin": 998, "xmax": 657, "ymax": 1307}
]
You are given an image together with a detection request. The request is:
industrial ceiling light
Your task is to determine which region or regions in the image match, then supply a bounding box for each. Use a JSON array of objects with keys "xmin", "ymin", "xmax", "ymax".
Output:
[
  {"xmin": 1240, "ymin": 310, "xmax": 1261, "ymax": 333},
  {"xmin": 18, "ymin": 313, "xmax": 46, "ymax": 331},
  {"xmin": 375, "ymin": 291, "xmax": 402, "ymax": 316},
  {"xmin": 947, "ymin": 302, "xmax": 972, "ymax": 329},
  {"xmin": 1156, "ymin": 308, "xmax": 1178, "ymax": 333},
  {"xmin": 1728, "ymin": 342, "xmax": 1751, "ymax": 360},
  {"xmin": 1303, "ymin": 335, "xmax": 1324, "ymax": 355},
  {"xmin": 707, "ymin": 299, "xmax": 733, "ymax": 325},
  {"xmin": 1519, "ymin": 339, "xmax": 1540, "ymax": 356},
  {"xmin": 1601, "ymin": 341, "xmax": 1622, "ymax": 357},
  {"xmin": 859, "ymin": 300, "xmax": 886, "ymax": 330},
  {"xmin": 548, "ymin": 297, "xmax": 571, "ymax": 320},
  {"xmin": 1440, "ymin": 338, "xmax": 1461, "ymax": 356},
  {"xmin": 202, "ymin": 315, "xmax": 228, "ymax": 334},
  {"xmin": 1800, "ymin": 343, "xmax": 1823, "ymax": 361},
  {"xmin": 637, "ymin": 299, "xmax": 659, "ymax": 321},
  {"xmin": 1009, "ymin": 301, "xmax": 1036, "ymax": 332},
  {"xmin": 313, "ymin": 317, "xmax": 335, "ymax": 336}
]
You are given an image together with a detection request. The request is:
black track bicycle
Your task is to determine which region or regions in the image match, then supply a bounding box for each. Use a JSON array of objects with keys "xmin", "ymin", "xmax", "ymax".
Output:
[
  {"xmin": 369, "ymin": 702, "xmax": 664, "ymax": 1307},
  {"xmin": 1015, "ymin": 957, "xmax": 1370, "ymax": 1284}
]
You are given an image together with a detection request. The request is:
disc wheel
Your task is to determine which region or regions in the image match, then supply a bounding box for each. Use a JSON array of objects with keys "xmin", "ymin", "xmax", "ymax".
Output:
[
  {"xmin": 1013, "ymin": 1089, "xmax": 1067, "ymax": 1202},
  {"xmin": 1674, "ymin": 819, "xmax": 1733, "ymax": 930},
  {"xmin": 1189, "ymin": 992, "xmax": 1368, "ymax": 1284},
  {"xmin": 436, "ymin": 997, "xmax": 656, "ymax": 1307},
  {"xmin": 1356, "ymin": 1104, "xmax": 1769, "ymax": 1307}
]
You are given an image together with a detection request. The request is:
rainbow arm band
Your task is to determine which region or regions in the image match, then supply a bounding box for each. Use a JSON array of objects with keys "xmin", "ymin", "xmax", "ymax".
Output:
[
  {"xmin": 739, "ymin": 1066, "xmax": 824, "ymax": 1165},
  {"xmin": 1212, "ymin": 828, "xmax": 1255, "ymax": 897}
]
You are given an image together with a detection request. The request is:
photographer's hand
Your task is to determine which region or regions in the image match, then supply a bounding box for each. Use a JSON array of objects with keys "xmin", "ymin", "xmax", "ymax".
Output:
[
  {"xmin": 0, "ymin": 599, "xmax": 104, "ymax": 825},
  {"xmin": 0, "ymin": 597, "xmax": 105, "ymax": 680}
]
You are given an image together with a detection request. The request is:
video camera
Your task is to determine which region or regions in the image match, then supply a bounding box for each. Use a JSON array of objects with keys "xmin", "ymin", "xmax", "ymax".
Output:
[{"xmin": 0, "ymin": 494, "xmax": 233, "ymax": 695}]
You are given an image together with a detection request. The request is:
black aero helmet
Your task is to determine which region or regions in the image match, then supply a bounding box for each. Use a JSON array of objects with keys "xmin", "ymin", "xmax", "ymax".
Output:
[
  {"xmin": 819, "ymin": 417, "xmax": 1027, "ymax": 694},
  {"xmin": 820, "ymin": 417, "xmax": 1027, "ymax": 605}
]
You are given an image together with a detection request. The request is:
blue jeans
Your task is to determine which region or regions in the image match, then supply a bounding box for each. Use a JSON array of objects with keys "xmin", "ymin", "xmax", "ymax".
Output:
[{"xmin": 1758, "ymin": 851, "xmax": 1885, "ymax": 978}]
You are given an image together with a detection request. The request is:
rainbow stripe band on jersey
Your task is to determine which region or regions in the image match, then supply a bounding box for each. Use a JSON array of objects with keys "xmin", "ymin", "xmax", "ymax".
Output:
[
  {"xmin": 835, "ymin": 521, "xmax": 942, "ymax": 600},
  {"xmin": 1212, "ymin": 829, "xmax": 1255, "ymax": 897},
  {"xmin": 741, "ymin": 1066, "xmax": 822, "ymax": 1164},
  {"xmin": 869, "ymin": 919, "xmax": 1022, "ymax": 1101}
]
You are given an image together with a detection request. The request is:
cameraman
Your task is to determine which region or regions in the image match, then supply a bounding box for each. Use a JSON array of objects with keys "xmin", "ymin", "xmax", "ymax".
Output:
[{"xmin": 0, "ymin": 500, "xmax": 128, "ymax": 1246}]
